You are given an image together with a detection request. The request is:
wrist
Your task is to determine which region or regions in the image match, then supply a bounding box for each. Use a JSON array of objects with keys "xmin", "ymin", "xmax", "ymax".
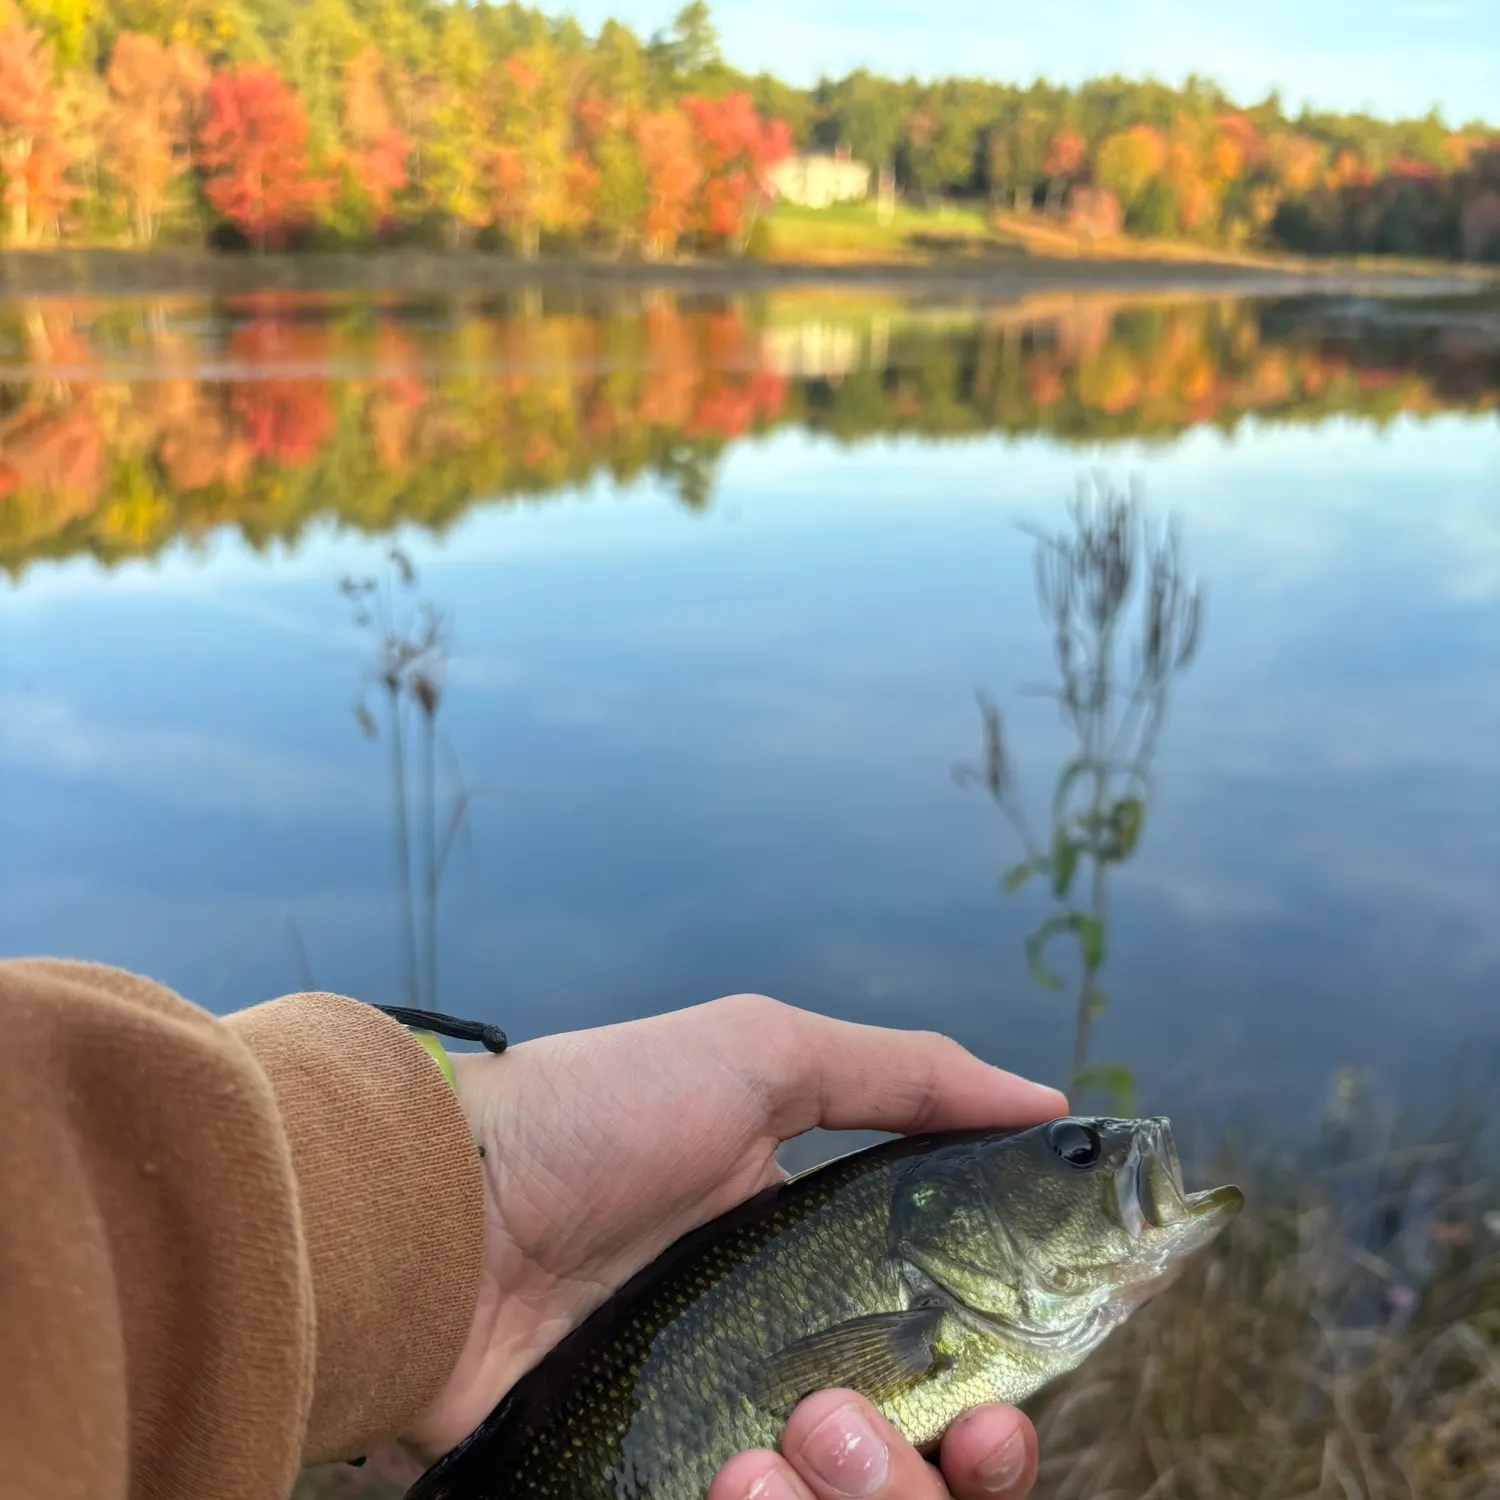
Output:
[{"xmin": 394, "ymin": 1048, "xmax": 517, "ymax": 1460}]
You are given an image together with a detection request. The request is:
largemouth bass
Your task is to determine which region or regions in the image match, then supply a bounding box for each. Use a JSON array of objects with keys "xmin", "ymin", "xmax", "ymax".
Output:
[{"xmin": 408, "ymin": 1116, "xmax": 1241, "ymax": 1500}]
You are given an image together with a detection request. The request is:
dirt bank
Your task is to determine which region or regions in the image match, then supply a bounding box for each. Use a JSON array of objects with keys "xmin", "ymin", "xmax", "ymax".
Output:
[{"xmin": 0, "ymin": 246, "xmax": 1490, "ymax": 304}]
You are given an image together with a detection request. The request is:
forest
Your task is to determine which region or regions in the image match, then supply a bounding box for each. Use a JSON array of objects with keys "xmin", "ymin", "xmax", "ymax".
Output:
[{"xmin": 1, "ymin": 0, "xmax": 1500, "ymax": 262}]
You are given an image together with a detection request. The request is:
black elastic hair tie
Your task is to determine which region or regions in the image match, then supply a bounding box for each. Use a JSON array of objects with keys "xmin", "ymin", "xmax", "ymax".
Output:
[{"xmin": 371, "ymin": 1004, "xmax": 509, "ymax": 1054}]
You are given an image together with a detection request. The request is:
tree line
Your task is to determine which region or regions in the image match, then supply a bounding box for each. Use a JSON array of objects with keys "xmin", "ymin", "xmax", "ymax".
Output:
[
  {"xmin": 0, "ymin": 0, "xmax": 793, "ymax": 256},
  {"xmin": 2, "ymin": 0, "xmax": 1499, "ymax": 260},
  {"xmin": 3, "ymin": 293, "xmax": 1495, "ymax": 575}
]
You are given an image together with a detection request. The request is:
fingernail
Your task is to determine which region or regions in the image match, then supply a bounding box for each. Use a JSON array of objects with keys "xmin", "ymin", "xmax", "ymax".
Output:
[
  {"xmin": 975, "ymin": 1432, "xmax": 1026, "ymax": 1494},
  {"xmin": 747, "ymin": 1470, "xmax": 802, "ymax": 1500},
  {"xmin": 799, "ymin": 1403, "xmax": 889, "ymax": 1497}
]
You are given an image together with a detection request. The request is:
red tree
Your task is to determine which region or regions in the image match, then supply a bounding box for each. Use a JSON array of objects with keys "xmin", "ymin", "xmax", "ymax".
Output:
[
  {"xmin": 680, "ymin": 92, "xmax": 790, "ymax": 247},
  {"xmin": 227, "ymin": 318, "xmax": 334, "ymax": 464},
  {"xmin": 1044, "ymin": 130, "xmax": 1086, "ymax": 179},
  {"xmin": 197, "ymin": 64, "xmax": 328, "ymax": 249}
]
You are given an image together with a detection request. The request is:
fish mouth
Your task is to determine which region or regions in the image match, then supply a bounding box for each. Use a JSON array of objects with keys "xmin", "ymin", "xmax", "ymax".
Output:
[{"xmin": 1115, "ymin": 1117, "xmax": 1244, "ymax": 1240}]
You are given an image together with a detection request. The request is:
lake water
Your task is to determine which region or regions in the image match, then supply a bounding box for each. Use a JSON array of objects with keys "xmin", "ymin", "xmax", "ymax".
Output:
[{"xmin": 2, "ymin": 286, "xmax": 1497, "ymax": 1145}]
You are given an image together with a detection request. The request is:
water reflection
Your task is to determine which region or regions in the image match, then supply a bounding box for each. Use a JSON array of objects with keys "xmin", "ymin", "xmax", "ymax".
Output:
[
  {"xmin": 2, "ymin": 289, "xmax": 1497, "ymax": 578},
  {"xmin": 957, "ymin": 479, "xmax": 1202, "ymax": 1110},
  {"xmin": 1, "ymin": 286, "xmax": 1496, "ymax": 1141}
]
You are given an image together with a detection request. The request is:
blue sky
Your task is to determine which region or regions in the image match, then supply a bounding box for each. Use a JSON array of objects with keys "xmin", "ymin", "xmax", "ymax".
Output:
[{"xmin": 559, "ymin": 0, "xmax": 1499, "ymax": 125}]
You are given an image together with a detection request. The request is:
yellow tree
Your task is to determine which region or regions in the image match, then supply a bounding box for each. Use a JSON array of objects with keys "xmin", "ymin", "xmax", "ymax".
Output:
[
  {"xmin": 1094, "ymin": 124, "xmax": 1167, "ymax": 219},
  {"xmin": 489, "ymin": 42, "xmax": 581, "ymax": 259},
  {"xmin": 338, "ymin": 45, "xmax": 409, "ymax": 231},
  {"xmin": 1164, "ymin": 115, "xmax": 1220, "ymax": 238},
  {"xmin": 16, "ymin": 0, "xmax": 97, "ymax": 65},
  {"xmin": 57, "ymin": 57, "xmax": 109, "ymax": 222},
  {"xmin": 1210, "ymin": 129, "xmax": 1246, "ymax": 186},
  {"xmin": 1266, "ymin": 132, "xmax": 1327, "ymax": 196},
  {"xmin": 411, "ymin": 6, "xmax": 490, "ymax": 245},
  {"xmin": 103, "ymin": 33, "xmax": 206, "ymax": 244},
  {"xmin": 576, "ymin": 91, "xmax": 645, "ymax": 254}
]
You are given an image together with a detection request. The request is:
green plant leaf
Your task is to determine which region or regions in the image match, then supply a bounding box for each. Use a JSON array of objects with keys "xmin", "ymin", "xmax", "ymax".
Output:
[
  {"xmin": 1071, "ymin": 1062, "xmax": 1136, "ymax": 1116},
  {"xmin": 1078, "ymin": 913, "xmax": 1106, "ymax": 970},
  {"xmin": 1024, "ymin": 914, "xmax": 1076, "ymax": 991},
  {"xmin": 1050, "ymin": 827, "xmax": 1079, "ymax": 898},
  {"xmin": 1110, "ymin": 796, "xmax": 1145, "ymax": 860},
  {"xmin": 1001, "ymin": 860, "xmax": 1036, "ymax": 893}
]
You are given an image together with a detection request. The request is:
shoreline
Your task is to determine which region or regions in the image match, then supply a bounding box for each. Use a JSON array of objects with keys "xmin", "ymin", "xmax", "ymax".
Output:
[{"xmin": 0, "ymin": 247, "xmax": 1493, "ymax": 303}]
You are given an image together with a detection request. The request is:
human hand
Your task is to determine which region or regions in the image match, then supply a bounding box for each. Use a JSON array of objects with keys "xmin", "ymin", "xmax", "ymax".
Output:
[
  {"xmin": 711, "ymin": 1389, "xmax": 1037, "ymax": 1500},
  {"xmin": 376, "ymin": 994, "xmax": 1065, "ymax": 1483}
]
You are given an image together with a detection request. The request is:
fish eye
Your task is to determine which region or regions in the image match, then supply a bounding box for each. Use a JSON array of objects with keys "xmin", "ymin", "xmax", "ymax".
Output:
[{"xmin": 1046, "ymin": 1120, "xmax": 1102, "ymax": 1168}]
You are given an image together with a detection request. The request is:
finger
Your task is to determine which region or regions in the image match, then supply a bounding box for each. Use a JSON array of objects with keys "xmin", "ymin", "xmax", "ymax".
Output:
[
  {"xmin": 704, "ymin": 1398, "xmax": 1037, "ymax": 1500},
  {"xmin": 709, "ymin": 1448, "xmax": 818, "ymax": 1500},
  {"xmin": 778, "ymin": 1388, "xmax": 950, "ymax": 1500},
  {"xmin": 726, "ymin": 998, "xmax": 1066, "ymax": 1139},
  {"xmin": 939, "ymin": 1405, "xmax": 1037, "ymax": 1500}
]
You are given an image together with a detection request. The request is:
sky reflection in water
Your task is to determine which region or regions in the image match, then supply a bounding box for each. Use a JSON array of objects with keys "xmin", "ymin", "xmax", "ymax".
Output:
[{"xmin": 1, "ymin": 292, "xmax": 1496, "ymax": 1142}]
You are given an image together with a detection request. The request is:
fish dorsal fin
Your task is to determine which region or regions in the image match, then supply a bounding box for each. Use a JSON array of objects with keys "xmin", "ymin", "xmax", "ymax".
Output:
[{"xmin": 757, "ymin": 1307, "xmax": 946, "ymax": 1416}]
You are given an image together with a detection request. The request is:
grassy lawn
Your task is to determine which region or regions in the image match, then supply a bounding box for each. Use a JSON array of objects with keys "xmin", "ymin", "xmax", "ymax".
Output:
[{"xmin": 760, "ymin": 200, "xmax": 1009, "ymax": 264}]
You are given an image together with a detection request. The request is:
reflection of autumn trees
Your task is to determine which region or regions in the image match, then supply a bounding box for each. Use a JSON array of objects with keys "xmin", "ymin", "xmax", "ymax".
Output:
[{"xmin": 1, "ymin": 292, "xmax": 1496, "ymax": 574}]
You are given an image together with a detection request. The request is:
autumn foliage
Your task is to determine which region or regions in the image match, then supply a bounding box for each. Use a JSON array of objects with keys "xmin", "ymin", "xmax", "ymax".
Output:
[
  {"xmin": 339, "ymin": 48, "xmax": 410, "ymax": 230},
  {"xmin": 0, "ymin": 0, "xmax": 1493, "ymax": 261},
  {"xmin": 0, "ymin": 5, "xmax": 74, "ymax": 244},
  {"xmin": 635, "ymin": 109, "xmax": 701, "ymax": 257},
  {"xmin": 681, "ymin": 92, "xmax": 790, "ymax": 244},
  {"xmin": 103, "ymin": 35, "xmax": 207, "ymax": 244},
  {"xmin": 2, "ymin": 295, "xmax": 1496, "ymax": 581},
  {"xmin": 488, "ymin": 46, "xmax": 585, "ymax": 259},
  {"xmin": 197, "ymin": 65, "xmax": 328, "ymax": 249}
]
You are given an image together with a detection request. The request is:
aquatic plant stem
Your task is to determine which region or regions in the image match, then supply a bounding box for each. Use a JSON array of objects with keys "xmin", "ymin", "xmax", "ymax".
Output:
[{"xmin": 386, "ymin": 677, "xmax": 421, "ymax": 1011}]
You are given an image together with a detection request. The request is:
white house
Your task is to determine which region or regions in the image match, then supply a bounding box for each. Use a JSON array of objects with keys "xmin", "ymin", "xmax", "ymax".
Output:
[{"xmin": 769, "ymin": 146, "xmax": 872, "ymax": 208}]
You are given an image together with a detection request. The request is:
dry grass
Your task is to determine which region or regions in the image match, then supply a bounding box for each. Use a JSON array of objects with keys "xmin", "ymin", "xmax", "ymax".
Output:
[
  {"xmin": 987, "ymin": 208, "xmax": 1278, "ymax": 267},
  {"xmin": 290, "ymin": 1134, "xmax": 1500, "ymax": 1500},
  {"xmin": 987, "ymin": 209, "xmax": 1499, "ymax": 283},
  {"xmin": 1028, "ymin": 1142, "xmax": 1500, "ymax": 1500}
]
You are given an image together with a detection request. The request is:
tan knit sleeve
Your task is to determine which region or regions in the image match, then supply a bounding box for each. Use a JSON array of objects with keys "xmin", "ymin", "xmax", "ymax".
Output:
[{"xmin": 0, "ymin": 958, "xmax": 486, "ymax": 1500}]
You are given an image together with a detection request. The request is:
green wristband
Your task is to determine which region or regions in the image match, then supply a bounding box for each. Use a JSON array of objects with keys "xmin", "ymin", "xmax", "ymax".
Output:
[
  {"xmin": 368, "ymin": 1003, "xmax": 506, "ymax": 1093},
  {"xmin": 412, "ymin": 1028, "xmax": 457, "ymax": 1091}
]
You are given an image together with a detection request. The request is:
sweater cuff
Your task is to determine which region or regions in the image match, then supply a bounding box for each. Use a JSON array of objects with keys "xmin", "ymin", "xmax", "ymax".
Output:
[{"xmin": 227, "ymin": 993, "xmax": 487, "ymax": 1464}]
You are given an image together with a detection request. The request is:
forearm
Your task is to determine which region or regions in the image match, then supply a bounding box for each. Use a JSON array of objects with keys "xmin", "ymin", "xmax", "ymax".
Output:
[{"xmin": 0, "ymin": 958, "xmax": 485, "ymax": 1499}]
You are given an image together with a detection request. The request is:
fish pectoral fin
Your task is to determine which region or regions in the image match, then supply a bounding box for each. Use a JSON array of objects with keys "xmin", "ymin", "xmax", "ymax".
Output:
[{"xmin": 756, "ymin": 1307, "xmax": 946, "ymax": 1416}]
